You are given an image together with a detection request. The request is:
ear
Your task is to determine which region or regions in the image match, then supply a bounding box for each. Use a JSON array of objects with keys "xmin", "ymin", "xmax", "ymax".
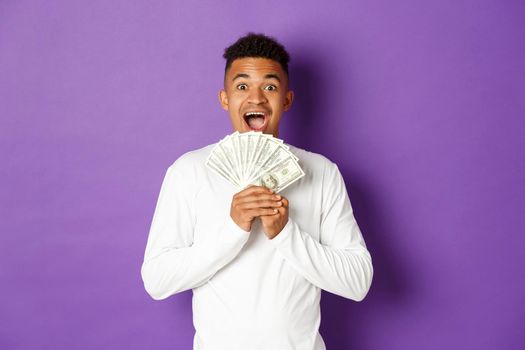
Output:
[
  {"xmin": 283, "ymin": 90, "xmax": 294, "ymax": 111},
  {"xmin": 219, "ymin": 89, "xmax": 229, "ymax": 111}
]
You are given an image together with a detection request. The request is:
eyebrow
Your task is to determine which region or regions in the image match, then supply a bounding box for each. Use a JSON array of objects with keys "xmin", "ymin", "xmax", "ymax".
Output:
[
  {"xmin": 265, "ymin": 73, "xmax": 281, "ymax": 82},
  {"xmin": 232, "ymin": 73, "xmax": 281, "ymax": 83}
]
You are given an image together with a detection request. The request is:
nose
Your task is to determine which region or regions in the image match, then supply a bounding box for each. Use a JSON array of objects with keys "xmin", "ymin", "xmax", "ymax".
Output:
[{"xmin": 247, "ymin": 88, "xmax": 267, "ymax": 105}]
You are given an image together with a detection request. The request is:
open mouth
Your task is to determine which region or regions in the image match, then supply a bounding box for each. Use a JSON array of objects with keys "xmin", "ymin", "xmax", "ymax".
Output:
[{"xmin": 243, "ymin": 111, "xmax": 269, "ymax": 131}]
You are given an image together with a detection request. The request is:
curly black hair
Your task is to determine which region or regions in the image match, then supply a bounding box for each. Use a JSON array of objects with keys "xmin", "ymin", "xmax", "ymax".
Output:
[{"xmin": 223, "ymin": 33, "xmax": 290, "ymax": 76}]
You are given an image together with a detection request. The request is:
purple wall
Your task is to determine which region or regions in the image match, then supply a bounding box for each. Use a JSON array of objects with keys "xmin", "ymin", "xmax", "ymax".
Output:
[{"xmin": 1, "ymin": 1, "xmax": 524, "ymax": 349}]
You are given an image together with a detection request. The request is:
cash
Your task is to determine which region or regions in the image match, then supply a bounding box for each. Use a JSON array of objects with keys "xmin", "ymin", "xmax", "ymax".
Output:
[{"xmin": 206, "ymin": 131, "xmax": 305, "ymax": 192}]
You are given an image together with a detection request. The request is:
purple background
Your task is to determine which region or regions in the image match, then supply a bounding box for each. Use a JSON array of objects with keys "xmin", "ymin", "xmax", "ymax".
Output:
[{"xmin": 1, "ymin": 1, "xmax": 524, "ymax": 349}]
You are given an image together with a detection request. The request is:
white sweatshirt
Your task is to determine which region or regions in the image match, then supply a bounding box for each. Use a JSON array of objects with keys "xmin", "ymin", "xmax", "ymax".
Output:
[{"xmin": 141, "ymin": 143, "xmax": 373, "ymax": 350}]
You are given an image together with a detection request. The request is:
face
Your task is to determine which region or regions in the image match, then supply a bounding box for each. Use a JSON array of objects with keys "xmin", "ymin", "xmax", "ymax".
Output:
[{"xmin": 219, "ymin": 57, "xmax": 294, "ymax": 137}]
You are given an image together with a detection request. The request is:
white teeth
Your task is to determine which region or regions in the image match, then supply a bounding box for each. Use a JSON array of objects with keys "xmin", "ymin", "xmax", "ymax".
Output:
[{"xmin": 245, "ymin": 112, "xmax": 265, "ymax": 116}]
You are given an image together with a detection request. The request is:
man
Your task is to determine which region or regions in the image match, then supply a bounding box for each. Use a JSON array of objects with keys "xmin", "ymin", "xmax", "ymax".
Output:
[{"xmin": 141, "ymin": 33, "xmax": 373, "ymax": 350}]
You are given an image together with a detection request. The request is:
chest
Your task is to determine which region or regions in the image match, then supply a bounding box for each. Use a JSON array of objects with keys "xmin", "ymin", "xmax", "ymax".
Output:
[{"xmin": 193, "ymin": 172, "xmax": 322, "ymax": 242}]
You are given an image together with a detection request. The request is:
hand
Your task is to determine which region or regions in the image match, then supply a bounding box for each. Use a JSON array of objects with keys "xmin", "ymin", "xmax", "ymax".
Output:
[
  {"xmin": 260, "ymin": 197, "xmax": 289, "ymax": 239},
  {"xmin": 230, "ymin": 186, "xmax": 283, "ymax": 232}
]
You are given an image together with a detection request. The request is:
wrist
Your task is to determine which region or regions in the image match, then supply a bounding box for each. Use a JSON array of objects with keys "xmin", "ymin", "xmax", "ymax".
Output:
[
  {"xmin": 230, "ymin": 215, "xmax": 251, "ymax": 233},
  {"xmin": 267, "ymin": 218, "xmax": 288, "ymax": 239}
]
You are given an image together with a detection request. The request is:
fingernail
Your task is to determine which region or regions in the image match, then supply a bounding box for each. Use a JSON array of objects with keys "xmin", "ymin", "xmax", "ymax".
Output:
[{"xmin": 275, "ymin": 195, "xmax": 281, "ymax": 199}]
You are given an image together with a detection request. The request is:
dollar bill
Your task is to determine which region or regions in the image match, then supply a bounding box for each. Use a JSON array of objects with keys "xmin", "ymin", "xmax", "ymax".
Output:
[
  {"xmin": 217, "ymin": 133, "xmax": 242, "ymax": 183},
  {"xmin": 205, "ymin": 154, "xmax": 240, "ymax": 187},
  {"xmin": 248, "ymin": 155, "xmax": 305, "ymax": 192},
  {"xmin": 206, "ymin": 131, "xmax": 304, "ymax": 192}
]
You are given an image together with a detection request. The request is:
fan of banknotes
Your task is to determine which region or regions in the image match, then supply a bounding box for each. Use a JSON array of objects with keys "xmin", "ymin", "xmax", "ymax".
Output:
[{"xmin": 206, "ymin": 131, "xmax": 305, "ymax": 192}]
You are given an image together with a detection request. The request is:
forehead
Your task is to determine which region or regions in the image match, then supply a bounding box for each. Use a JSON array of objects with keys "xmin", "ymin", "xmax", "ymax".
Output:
[{"xmin": 226, "ymin": 57, "xmax": 287, "ymax": 82}]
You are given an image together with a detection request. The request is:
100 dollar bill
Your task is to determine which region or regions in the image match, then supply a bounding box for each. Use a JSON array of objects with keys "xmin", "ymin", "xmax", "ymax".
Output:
[{"xmin": 247, "ymin": 155, "xmax": 305, "ymax": 192}]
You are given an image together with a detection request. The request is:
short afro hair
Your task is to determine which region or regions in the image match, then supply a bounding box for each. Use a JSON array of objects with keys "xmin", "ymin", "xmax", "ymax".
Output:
[{"xmin": 223, "ymin": 33, "xmax": 290, "ymax": 76}]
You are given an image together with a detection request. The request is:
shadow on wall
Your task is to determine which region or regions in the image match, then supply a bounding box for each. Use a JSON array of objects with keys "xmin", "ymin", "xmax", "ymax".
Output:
[
  {"xmin": 321, "ymin": 173, "xmax": 414, "ymax": 349},
  {"xmin": 285, "ymin": 51, "xmax": 414, "ymax": 349},
  {"xmin": 280, "ymin": 55, "xmax": 322, "ymax": 151}
]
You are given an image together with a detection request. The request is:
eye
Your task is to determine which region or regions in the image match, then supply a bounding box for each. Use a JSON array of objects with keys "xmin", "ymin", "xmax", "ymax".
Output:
[
  {"xmin": 237, "ymin": 83, "xmax": 248, "ymax": 90},
  {"xmin": 264, "ymin": 85, "xmax": 277, "ymax": 91}
]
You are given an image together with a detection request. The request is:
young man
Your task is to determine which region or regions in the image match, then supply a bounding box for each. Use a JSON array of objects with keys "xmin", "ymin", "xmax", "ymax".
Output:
[{"xmin": 141, "ymin": 33, "xmax": 373, "ymax": 350}]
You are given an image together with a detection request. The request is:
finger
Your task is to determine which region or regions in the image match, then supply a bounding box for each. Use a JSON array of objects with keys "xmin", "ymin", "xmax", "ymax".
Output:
[
  {"xmin": 236, "ymin": 193, "xmax": 282, "ymax": 205},
  {"xmin": 281, "ymin": 197, "xmax": 289, "ymax": 207},
  {"xmin": 259, "ymin": 210, "xmax": 281, "ymax": 217},
  {"xmin": 244, "ymin": 208, "xmax": 279, "ymax": 218},
  {"xmin": 234, "ymin": 186, "xmax": 273, "ymax": 199},
  {"xmin": 238, "ymin": 200, "xmax": 283, "ymax": 209}
]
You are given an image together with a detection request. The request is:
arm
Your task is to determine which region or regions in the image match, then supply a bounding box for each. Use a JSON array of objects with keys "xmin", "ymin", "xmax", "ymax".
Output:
[
  {"xmin": 140, "ymin": 158, "xmax": 250, "ymax": 300},
  {"xmin": 268, "ymin": 162, "xmax": 373, "ymax": 301}
]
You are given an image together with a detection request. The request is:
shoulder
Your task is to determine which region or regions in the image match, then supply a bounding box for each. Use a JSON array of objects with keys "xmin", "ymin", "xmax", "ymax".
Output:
[
  {"xmin": 287, "ymin": 144, "xmax": 339, "ymax": 175},
  {"xmin": 166, "ymin": 143, "xmax": 215, "ymax": 178},
  {"xmin": 160, "ymin": 143, "xmax": 215, "ymax": 194}
]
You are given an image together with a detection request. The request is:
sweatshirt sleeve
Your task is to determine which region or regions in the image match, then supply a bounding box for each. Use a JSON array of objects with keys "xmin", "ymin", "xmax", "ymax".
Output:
[
  {"xmin": 141, "ymin": 157, "xmax": 250, "ymax": 300},
  {"xmin": 269, "ymin": 161, "xmax": 373, "ymax": 301}
]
